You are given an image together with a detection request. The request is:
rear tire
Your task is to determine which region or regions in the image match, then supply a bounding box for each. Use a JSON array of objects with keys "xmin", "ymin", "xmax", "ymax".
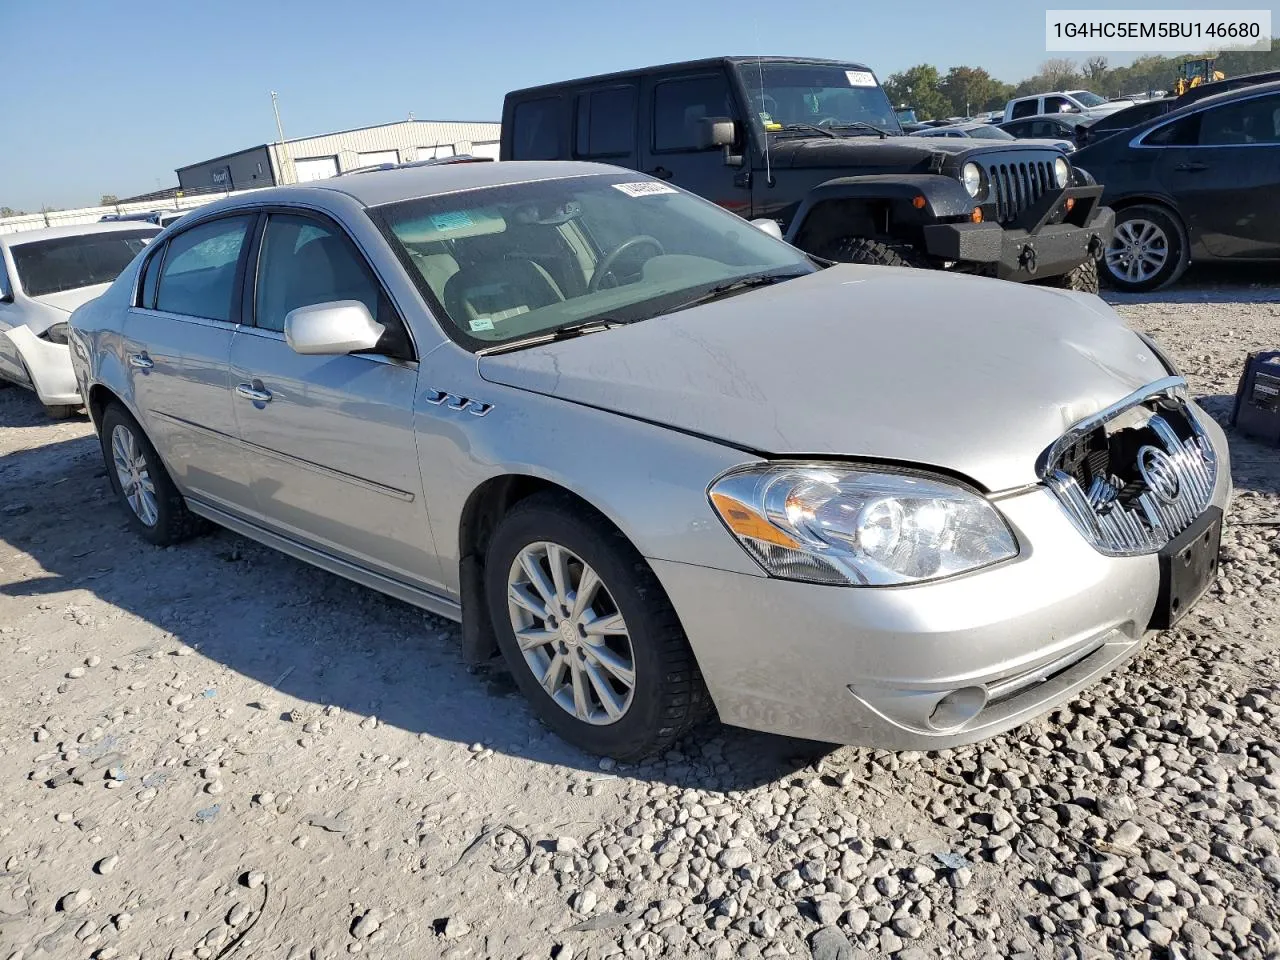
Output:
[
  {"xmin": 99, "ymin": 403, "xmax": 204, "ymax": 546},
  {"xmin": 1101, "ymin": 204, "xmax": 1189, "ymax": 293},
  {"xmin": 825, "ymin": 236, "xmax": 933, "ymax": 269},
  {"xmin": 484, "ymin": 492, "xmax": 711, "ymax": 760},
  {"xmin": 1034, "ymin": 257, "xmax": 1099, "ymax": 294}
]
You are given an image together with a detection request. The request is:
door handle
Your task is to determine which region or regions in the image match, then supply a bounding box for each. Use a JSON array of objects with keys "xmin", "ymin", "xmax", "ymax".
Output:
[
  {"xmin": 1174, "ymin": 162, "xmax": 1209, "ymax": 172},
  {"xmin": 649, "ymin": 166, "xmax": 673, "ymax": 180},
  {"xmin": 128, "ymin": 352, "xmax": 153, "ymax": 369},
  {"xmin": 235, "ymin": 382, "xmax": 273, "ymax": 404}
]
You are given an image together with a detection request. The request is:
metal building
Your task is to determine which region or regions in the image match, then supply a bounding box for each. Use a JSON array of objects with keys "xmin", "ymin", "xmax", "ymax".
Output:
[{"xmin": 175, "ymin": 119, "xmax": 502, "ymax": 194}]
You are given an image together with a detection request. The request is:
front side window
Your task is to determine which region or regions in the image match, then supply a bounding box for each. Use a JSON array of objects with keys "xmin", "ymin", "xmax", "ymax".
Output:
[
  {"xmin": 155, "ymin": 215, "xmax": 252, "ymax": 321},
  {"xmin": 10, "ymin": 229, "xmax": 156, "ymax": 298},
  {"xmin": 1198, "ymin": 94, "xmax": 1280, "ymax": 145},
  {"xmin": 511, "ymin": 98, "xmax": 561, "ymax": 160},
  {"xmin": 736, "ymin": 62, "xmax": 900, "ymax": 136},
  {"xmin": 378, "ymin": 173, "xmax": 814, "ymax": 348},
  {"xmin": 653, "ymin": 74, "xmax": 736, "ymax": 151},
  {"xmin": 575, "ymin": 86, "xmax": 637, "ymax": 157},
  {"xmin": 1044, "ymin": 96, "xmax": 1075, "ymax": 114}
]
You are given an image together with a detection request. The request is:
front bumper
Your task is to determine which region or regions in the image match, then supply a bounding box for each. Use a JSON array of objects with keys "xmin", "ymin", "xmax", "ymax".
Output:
[
  {"xmin": 2, "ymin": 326, "xmax": 81, "ymax": 407},
  {"xmin": 922, "ymin": 187, "xmax": 1114, "ymax": 282},
  {"xmin": 652, "ymin": 418, "xmax": 1230, "ymax": 749}
]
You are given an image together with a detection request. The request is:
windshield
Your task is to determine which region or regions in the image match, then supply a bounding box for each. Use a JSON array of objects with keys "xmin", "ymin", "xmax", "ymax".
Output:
[
  {"xmin": 1070, "ymin": 90, "xmax": 1107, "ymax": 107},
  {"xmin": 735, "ymin": 62, "xmax": 902, "ymax": 135},
  {"xmin": 378, "ymin": 174, "xmax": 814, "ymax": 347},
  {"xmin": 11, "ymin": 229, "xmax": 156, "ymax": 297},
  {"xmin": 965, "ymin": 126, "xmax": 1016, "ymax": 140}
]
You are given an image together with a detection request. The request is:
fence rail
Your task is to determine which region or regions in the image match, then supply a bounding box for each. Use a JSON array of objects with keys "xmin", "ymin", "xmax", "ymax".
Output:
[{"xmin": 0, "ymin": 185, "xmax": 268, "ymax": 235}]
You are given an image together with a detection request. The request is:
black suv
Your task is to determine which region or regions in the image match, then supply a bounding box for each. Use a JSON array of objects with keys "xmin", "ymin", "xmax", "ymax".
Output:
[{"xmin": 502, "ymin": 57, "xmax": 1114, "ymax": 291}]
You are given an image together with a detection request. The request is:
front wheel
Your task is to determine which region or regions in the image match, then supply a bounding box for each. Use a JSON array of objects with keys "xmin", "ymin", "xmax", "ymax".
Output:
[
  {"xmin": 1033, "ymin": 257, "xmax": 1099, "ymax": 294},
  {"xmin": 484, "ymin": 493, "xmax": 710, "ymax": 760},
  {"xmin": 1101, "ymin": 205, "xmax": 1189, "ymax": 293},
  {"xmin": 824, "ymin": 236, "xmax": 933, "ymax": 269}
]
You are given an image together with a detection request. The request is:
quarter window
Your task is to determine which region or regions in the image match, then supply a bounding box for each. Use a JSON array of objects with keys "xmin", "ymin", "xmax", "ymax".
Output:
[
  {"xmin": 1198, "ymin": 94, "xmax": 1280, "ymax": 145},
  {"xmin": 653, "ymin": 74, "xmax": 734, "ymax": 152},
  {"xmin": 139, "ymin": 244, "xmax": 164, "ymax": 308},
  {"xmin": 155, "ymin": 216, "xmax": 253, "ymax": 321},
  {"xmin": 511, "ymin": 98, "xmax": 561, "ymax": 160},
  {"xmin": 575, "ymin": 86, "xmax": 637, "ymax": 157}
]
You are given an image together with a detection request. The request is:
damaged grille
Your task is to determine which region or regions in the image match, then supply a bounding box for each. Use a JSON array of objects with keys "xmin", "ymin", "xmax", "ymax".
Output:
[
  {"xmin": 977, "ymin": 155, "xmax": 1056, "ymax": 224},
  {"xmin": 1042, "ymin": 379, "xmax": 1217, "ymax": 556}
]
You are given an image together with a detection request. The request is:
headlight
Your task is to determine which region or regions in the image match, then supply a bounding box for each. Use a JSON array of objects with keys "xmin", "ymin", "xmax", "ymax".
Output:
[
  {"xmin": 708, "ymin": 463, "xmax": 1018, "ymax": 586},
  {"xmin": 41, "ymin": 321, "xmax": 70, "ymax": 345},
  {"xmin": 961, "ymin": 162, "xmax": 983, "ymax": 198},
  {"xmin": 1053, "ymin": 156, "xmax": 1071, "ymax": 188}
]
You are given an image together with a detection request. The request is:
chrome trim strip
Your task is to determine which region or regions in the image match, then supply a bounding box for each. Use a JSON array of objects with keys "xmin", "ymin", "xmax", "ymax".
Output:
[
  {"xmin": 151, "ymin": 410, "xmax": 415, "ymax": 502},
  {"xmin": 186, "ymin": 498, "xmax": 461, "ymax": 622}
]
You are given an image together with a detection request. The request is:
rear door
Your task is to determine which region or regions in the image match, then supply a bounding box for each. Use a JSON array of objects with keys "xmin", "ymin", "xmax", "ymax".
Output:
[
  {"xmin": 639, "ymin": 67, "xmax": 751, "ymax": 216},
  {"xmin": 227, "ymin": 209, "xmax": 441, "ymax": 588},
  {"xmin": 122, "ymin": 214, "xmax": 255, "ymax": 510}
]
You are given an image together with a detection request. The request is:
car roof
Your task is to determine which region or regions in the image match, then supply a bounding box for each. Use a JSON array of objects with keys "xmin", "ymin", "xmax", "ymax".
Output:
[
  {"xmin": 1, "ymin": 221, "xmax": 163, "ymax": 247},
  {"xmin": 506, "ymin": 56, "xmax": 874, "ymax": 97},
  {"xmin": 1157, "ymin": 78, "xmax": 1280, "ymax": 124},
  {"xmin": 1178, "ymin": 69, "xmax": 1280, "ymax": 103}
]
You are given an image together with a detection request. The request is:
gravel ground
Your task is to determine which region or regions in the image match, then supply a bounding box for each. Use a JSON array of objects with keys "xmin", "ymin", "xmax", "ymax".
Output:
[{"xmin": 1, "ymin": 274, "xmax": 1278, "ymax": 960}]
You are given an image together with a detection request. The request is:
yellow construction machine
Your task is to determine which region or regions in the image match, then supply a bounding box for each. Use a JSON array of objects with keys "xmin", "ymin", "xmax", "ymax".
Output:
[{"xmin": 1174, "ymin": 58, "xmax": 1225, "ymax": 95}]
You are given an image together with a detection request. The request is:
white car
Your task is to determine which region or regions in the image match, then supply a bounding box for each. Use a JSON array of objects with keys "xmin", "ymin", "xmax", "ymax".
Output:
[
  {"xmin": 0, "ymin": 223, "xmax": 158, "ymax": 417},
  {"xmin": 1004, "ymin": 90, "xmax": 1135, "ymax": 123}
]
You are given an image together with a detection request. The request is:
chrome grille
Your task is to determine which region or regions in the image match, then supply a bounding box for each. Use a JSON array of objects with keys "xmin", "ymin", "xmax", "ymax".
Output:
[
  {"xmin": 983, "ymin": 158, "xmax": 1055, "ymax": 223},
  {"xmin": 1042, "ymin": 378, "xmax": 1218, "ymax": 556}
]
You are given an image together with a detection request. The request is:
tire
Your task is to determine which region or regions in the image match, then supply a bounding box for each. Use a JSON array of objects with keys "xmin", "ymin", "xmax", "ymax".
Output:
[
  {"xmin": 1100, "ymin": 205, "xmax": 1189, "ymax": 293},
  {"xmin": 1034, "ymin": 257, "xmax": 1099, "ymax": 294},
  {"xmin": 42, "ymin": 403, "xmax": 80, "ymax": 420},
  {"xmin": 824, "ymin": 236, "xmax": 933, "ymax": 269},
  {"xmin": 99, "ymin": 403, "xmax": 204, "ymax": 546},
  {"xmin": 484, "ymin": 492, "xmax": 710, "ymax": 760}
]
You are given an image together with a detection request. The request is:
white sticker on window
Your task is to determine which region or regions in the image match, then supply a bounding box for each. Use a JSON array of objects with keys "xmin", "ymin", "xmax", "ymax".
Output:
[
  {"xmin": 469, "ymin": 318, "xmax": 495, "ymax": 332},
  {"xmin": 846, "ymin": 70, "xmax": 877, "ymax": 87},
  {"xmin": 612, "ymin": 181, "xmax": 678, "ymax": 197}
]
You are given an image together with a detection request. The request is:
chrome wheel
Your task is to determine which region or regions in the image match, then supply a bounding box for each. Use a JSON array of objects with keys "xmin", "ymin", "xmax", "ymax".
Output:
[
  {"xmin": 1105, "ymin": 218, "xmax": 1169, "ymax": 284},
  {"xmin": 506, "ymin": 541, "xmax": 635, "ymax": 725},
  {"xmin": 111, "ymin": 424, "xmax": 158, "ymax": 527}
]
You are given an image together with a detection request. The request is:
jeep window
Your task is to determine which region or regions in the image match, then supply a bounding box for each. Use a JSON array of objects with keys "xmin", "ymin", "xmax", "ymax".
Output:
[
  {"xmin": 737, "ymin": 62, "xmax": 900, "ymax": 135},
  {"xmin": 10, "ymin": 229, "xmax": 157, "ymax": 298},
  {"xmin": 378, "ymin": 173, "xmax": 813, "ymax": 348},
  {"xmin": 511, "ymin": 98, "xmax": 561, "ymax": 160},
  {"xmin": 653, "ymin": 74, "xmax": 736, "ymax": 152},
  {"xmin": 1069, "ymin": 90, "xmax": 1107, "ymax": 108},
  {"xmin": 1011, "ymin": 99, "xmax": 1039, "ymax": 120},
  {"xmin": 575, "ymin": 86, "xmax": 637, "ymax": 158}
]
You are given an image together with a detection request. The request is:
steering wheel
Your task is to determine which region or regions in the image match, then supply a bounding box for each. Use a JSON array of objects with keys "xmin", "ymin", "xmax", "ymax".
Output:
[{"xmin": 588, "ymin": 236, "xmax": 665, "ymax": 292}]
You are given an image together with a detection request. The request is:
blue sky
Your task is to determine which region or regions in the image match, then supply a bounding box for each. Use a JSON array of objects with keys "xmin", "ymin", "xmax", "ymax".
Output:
[{"xmin": 3, "ymin": 0, "xmax": 1254, "ymax": 210}]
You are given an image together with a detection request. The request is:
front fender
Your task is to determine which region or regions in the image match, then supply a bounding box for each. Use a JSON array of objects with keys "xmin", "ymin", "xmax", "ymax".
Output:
[
  {"xmin": 3, "ymin": 326, "xmax": 81, "ymax": 407},
  {"xmin": 784, "ymin": 174, "xmax": 975, "ymax": 243}
]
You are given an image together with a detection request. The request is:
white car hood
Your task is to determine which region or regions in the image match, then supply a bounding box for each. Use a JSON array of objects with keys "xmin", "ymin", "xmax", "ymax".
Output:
[
  {"xmin": 478, "ymin": 266, "xmax": 1169, "ymax": 492},
  {"xmin": 30, "ymin": 282, "xmax": 112, "ymax": 314}
]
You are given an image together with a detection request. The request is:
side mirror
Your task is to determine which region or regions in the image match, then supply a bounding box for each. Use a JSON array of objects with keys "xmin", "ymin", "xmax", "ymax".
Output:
[
  {"xmin": 284, "ymin": 300, "xmax": 385, "ymax": 356},
  {"xmin": 699, "ymin": 116, "xmax": 744, "ymax": 168},
  {"xmin": 749, "ymin": 219, "xmax": 784, "ymax": 241}
]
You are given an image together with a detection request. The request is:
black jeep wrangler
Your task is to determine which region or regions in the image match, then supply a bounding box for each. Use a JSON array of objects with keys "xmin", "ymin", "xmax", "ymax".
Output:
[{"xmin": 501, "ymin": 57, "xmax": 1114, "ymax": 291}]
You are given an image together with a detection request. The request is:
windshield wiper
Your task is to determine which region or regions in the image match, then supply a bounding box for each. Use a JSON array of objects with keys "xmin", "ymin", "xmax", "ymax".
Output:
[
  {"xmin": 475, "ymin": 319, "xmax": 627, "ymax": 357},
  {"xmin": 826, "ymin": 121, "xmax": 892, "ymax": 138},
  {"xmin": 777, "ymin": 122, "xmax": 838, "ymax": 139},
  {"xmin": 671, "ymin": 272, "xmax": 808, "ymax": 312}
]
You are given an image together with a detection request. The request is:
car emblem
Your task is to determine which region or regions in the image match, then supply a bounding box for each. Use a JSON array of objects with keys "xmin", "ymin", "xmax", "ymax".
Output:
[{"xmin": 1136, "ymin": 445, "xmax": 1181, "ymax": 504}]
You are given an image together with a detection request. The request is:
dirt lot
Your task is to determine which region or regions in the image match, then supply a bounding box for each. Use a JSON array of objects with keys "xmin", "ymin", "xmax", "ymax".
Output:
[{"xmin": 2, "ymin": 272, "xmax": 1279, "ymax": 960}]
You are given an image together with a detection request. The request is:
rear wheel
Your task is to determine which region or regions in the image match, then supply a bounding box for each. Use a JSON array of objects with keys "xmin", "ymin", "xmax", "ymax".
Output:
[
  {"xmin": 99, "ymin": 403, "xmax": 204, "ymax": 546},
  {"xmin": 1034, "ymin": 257, "xmax": 1099, "ymax": 294},
  {"xmin": 1101, "ymin": 205, "xmax": 1189, "ymax": 293},
  {"xmin": 824, "ymin": 236, "xmax": 932, "ymax": 269},
  {"xmin": 484, "ymin": 493, "xmax": 710, "ymax": 760}
]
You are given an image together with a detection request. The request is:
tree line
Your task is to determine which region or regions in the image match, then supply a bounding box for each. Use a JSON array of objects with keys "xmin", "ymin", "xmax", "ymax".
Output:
[{"xmin": 884, "ymin": 41, "xmax": 1280, "ymax": 119}]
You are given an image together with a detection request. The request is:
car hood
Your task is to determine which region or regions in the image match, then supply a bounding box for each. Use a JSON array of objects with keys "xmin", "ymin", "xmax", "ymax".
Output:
[
  {"xmin": 30, "ymin": 283, "xmax": 112, "ymax": 314},
  {"xmin": 478, "ymin": 266, "xmax": 1168, "ymax": 492}
]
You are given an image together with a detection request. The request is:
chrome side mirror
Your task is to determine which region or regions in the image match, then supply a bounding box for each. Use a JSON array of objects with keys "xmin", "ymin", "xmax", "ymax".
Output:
[{"xmin": 284, "ymin": 300, "xmax": 384, "ymax": 356}]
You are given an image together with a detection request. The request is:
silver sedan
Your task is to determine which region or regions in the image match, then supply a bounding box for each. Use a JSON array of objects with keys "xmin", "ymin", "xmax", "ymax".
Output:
[{"xmin": 68, "ymin": 161, "xmax": 1232, "ymax": 759}]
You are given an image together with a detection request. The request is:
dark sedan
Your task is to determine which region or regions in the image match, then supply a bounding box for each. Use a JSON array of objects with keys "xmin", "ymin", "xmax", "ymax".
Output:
[
  {"xmin": 1072, "ymin": 80, "xmax": 1280, "ymax": 292},
  {"xmin": 998, "ymin": 113, "xmax": 1092, "ymax": 146}
]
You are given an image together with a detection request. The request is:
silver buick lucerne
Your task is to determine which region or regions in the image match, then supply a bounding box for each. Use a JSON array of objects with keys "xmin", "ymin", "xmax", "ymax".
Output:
[{"xmin": 68, "ymin": 161, "xmax": 1231, "ymax": 759}]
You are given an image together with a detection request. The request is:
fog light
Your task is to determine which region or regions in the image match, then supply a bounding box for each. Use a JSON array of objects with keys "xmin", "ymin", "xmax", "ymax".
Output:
[{"xmin": 929, "ymin": 686, "xmax": 988, "ymax": 730}]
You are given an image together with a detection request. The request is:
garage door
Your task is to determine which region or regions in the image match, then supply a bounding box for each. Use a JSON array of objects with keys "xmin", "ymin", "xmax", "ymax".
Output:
[
  {"xmin": 470, "ymin": 141, "xmax": 500, "ymax": 160},
  {"xmin": 294, "ymin": 156, "xmax": 339, "ymax": 182},
  {"xmin": 357, "ymin": 150, "xmax": 399, "ymax": 167}
]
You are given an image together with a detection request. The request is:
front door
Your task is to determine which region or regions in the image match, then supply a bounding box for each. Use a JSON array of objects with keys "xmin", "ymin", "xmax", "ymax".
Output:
[
  {"xmin": 639, "ymin": 68, "xmax": 751, "ymax": 217},
  {"xmin": 122, "ymin": 213, "xmax": 255, "ymax": 510},
  {"xmin": 228, "ymin": 211, "xmax": 441, "ymax": 588}
]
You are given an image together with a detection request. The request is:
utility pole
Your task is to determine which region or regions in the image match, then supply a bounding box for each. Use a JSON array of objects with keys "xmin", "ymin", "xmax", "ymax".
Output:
[{"xmin": 271, "ymin": 91, "xmax": 292, "ymax": 184}]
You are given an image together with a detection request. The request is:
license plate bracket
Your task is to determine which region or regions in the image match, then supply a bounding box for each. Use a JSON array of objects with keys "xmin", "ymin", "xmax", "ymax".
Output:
[{"xmin": 1150, "ymin": 506, "xmax": 1222, "ymax": 630}]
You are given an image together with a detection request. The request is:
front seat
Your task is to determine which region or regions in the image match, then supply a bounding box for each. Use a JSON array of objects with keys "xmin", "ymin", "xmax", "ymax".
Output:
[{"xmin": 442, "ymin": 258, "xmax": 564, "ymax": 328}]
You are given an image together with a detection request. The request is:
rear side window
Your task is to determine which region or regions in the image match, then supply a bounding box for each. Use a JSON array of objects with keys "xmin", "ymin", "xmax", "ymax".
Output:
[
  {"xmin": 1011, "ymin": 98, "xmax": 1039, "ymax": 119},
  {"xmin": 575, "ymin": 86, "xmax": 637, "ymax": 157},
  {"xmin": 139, "ymin": 244, "xmax": 165, "ymax": 308},
  {"xmin": 653, "ymin": 74, "xmax": 733, "ymax": 152},
  {"xmin": 155, "ymin": 215, "xmax": 252, "ymax": 322},
  {"xmin": 511, "ymin": 98, "xmax": 561, "ymax": 160},
  {"xmin": 1198, "ymin": 93, "xmax": 1280, "ymax": 145},
  {"xmin": 1143, "ymin": 113, "xmax": 1202, "ymax": 147}
]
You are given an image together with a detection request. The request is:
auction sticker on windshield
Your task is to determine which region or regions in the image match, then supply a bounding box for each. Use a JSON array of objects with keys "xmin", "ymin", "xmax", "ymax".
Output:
[
  {"xmin": 845, "ymin": 70, "xmax": 877, "ymax": 87},
  {"xmin": 613, "ymin": 182, "xmax": 678, "ymax": 197}
]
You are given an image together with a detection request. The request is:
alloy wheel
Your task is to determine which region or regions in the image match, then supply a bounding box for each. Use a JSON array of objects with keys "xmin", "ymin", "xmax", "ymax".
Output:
[
  {"xmin": 506, "ymin": 541, "xmax": 636, "ymax": 725},
  {"xmin": 1104, "ymin": 218, "xmax": 1169, "ymax": 284},
  {"xmin": 111, "ymin": 424, "xmax": 158, "ymax": 527}
]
